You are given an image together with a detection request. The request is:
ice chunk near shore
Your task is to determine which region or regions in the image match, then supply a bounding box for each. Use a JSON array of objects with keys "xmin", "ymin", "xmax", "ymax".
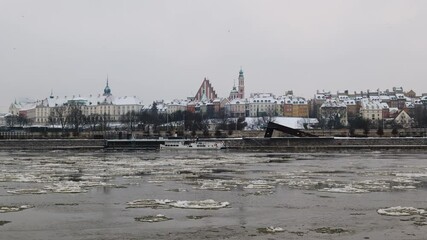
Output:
[
  {"xmin": 169, "ymin": 199, "xmax": 229, "ymax": 209},
  {"xmin": 377, "ymin": 206, "xmax": 426, "ymax": 216},
  {"xmin": 0, "ymin": 205, "xmax": 32, "ymax": 213}
]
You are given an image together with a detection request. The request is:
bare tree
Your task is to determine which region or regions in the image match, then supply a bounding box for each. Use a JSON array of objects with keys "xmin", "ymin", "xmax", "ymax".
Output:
[
  {"xmin": 48, "ymin": 105, "xmax": 68, "ymax": 132},
  {"xmin": 5, "ymin": 115, "xmax": 18, "ymax": 128},
  {"xmin": 120, "ymin": 110, "xmax": 139, "ymax": 133},
  {"xmin": 86, "ymin": 114, "xmax": 102, "ymax": 131},
  {"xmin": 100, "ymin": 113, "xmax": 111, "ymax": 132},
  {"xmin": 67, "ymin": 104, "xmax": 85, "ymax": 135}
]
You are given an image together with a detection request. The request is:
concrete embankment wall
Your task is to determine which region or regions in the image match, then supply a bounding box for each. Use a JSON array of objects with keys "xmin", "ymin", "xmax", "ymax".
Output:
[
  {"xmin": 1, "ymin": 137, "xmax": 427, "ymax": 151},
  {"xmin": 225, "ymin": 137, "xmax": 427, "ymax": 151},
  {"xmin": 0, "ymin": 139, "xmax": 105, "ymax": 150}
]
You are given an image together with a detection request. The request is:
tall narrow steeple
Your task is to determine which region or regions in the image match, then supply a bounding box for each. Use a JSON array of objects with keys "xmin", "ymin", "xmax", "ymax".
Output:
[{"xmin": 103, "ymin": 75, "xmax": 112, "ymax": 96}]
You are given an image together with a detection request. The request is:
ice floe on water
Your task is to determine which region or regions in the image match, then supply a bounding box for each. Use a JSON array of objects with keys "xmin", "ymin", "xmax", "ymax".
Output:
[
  {"xmin": 7, "ymin": 188, "xmax": 47, "ymax": 195},
  {"xmin": 394, "ymin": 173, "xmax": 427, "ymax": 178},
  {"xmin": 0, "ymin": 173, "xmax": 40, "ymax": 183},
  {"xmin": 0, "ymin": 220, "xmax": 11, "ymax": 226},
  {"xmin": 0, "ymin": 205, "xmax": 32, "ymax": 213},
  {"xmin": 170, "ymin": 199, "xmax": 229, "ymax": 209},
  {"xmin": 42, "ymin": 180, "xmax": 120, "ymax": 193},
  {"xmin": 127, "ymin": 199, "xmax": 229, "ymax": 210},
  {"xmin": 195, "ymin": 179, "xmax": 240, "ymax": 191},
  {"xmin": 44, "ymin": 182, "xmax": 88, "ymax": 193},
  {"xmin": 126, "ymin": 199, "xmax": 173, "ymax": 209},
  {"xmin": 186, "ymin": 215, "xmax": 210, "ymax": 220},
  {"xmin": 257, "ymin": 226, "xmax": 285, "ymax": 234},
  {"xmin": 165, "ymin": 188, "xmax": 188, "ymax": 192},
  {"xmin": 134, "ymin": 214, "xmax": 172, "ymax": 223},
  {"xmin": 312, "ymin": 227, "xmax": 352, "ymax": 234},
  {"xmin": 243, "ymin": 180, "xmax": 274, "ymax": 189},
  {"xmin": 377, "ymin": 206, "xmax": 426, "ymax": 216},
  {"xmin": 318, "ymin": 185, "xmax": 369, "ymax": 193}
]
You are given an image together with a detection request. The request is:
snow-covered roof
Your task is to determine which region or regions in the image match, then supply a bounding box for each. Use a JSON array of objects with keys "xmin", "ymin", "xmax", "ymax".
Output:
[
  {"xmin": 113, "ymin": 96, "xmax": 143, "ymax": 105},
  {"xmin": 369, "ymin": 96, "xmax": 380, "ymax": 101},
  {"xmin": 343, "ymin": 99, "xmax": 356, "ymax": 105},
  {"xmin": 389, "ymin": 107, "xmax": 399, "ymax": 114},
  {"xmin": 272, "ymin": 117, "xmax": 318, "ymax": 129},
  {"xmin": 166, "ymin": 99, "xmax": 189, "ymax": 106},
  {"xmin": 38, "ymin": 94, "xmax": 142, "ymax": 108},
  {"xmin": 250, "ymin": 93, "xmax": 275, "ymax": 98},
  {"xmin": 361, "ymin": 100, "xmax": 388, "ymax": 110},
  {"xmin": 19, "ymin": 103, "xmax": 37, "ymax": 111},
  {"xmin": 227, "ymin": 98, "xmax": 246, "ymax": 105},
  {"xmin": 396, "ymin": 93, "xmax": 405, "ymax": 99},
  {"xmin": 320, "ymin": 99, "xmax": 346, "ymax": 108},
  {"xmin": 379, "ymin": 95, "xmax": 390, "ymax": 101},
  {"xmin": 405, "ymin": 102, "xmax": 415, "ymax": 108},
  {"xmin": 338, "ymin": 95, "xmax": 350, "ymax": 101},
  {"xmin": 248, "ymin": 96, "xmax": 276, "ymax": 104},
  {"xmin": 314, "ymin": 94, "xmax": 328, "ymax": 100},
  {"xmin": 244, "ymin": 117, "xmax": 318, "ymax": 130},
  {"xmin": 413, "ymin": 98, "xmax": 422, "ymax": 105}
]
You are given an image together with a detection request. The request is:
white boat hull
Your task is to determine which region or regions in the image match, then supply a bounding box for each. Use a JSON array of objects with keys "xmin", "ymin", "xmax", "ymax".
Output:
[{"xmin": 160, "ymin": 141, "xmax": 225, "ymax": 150}]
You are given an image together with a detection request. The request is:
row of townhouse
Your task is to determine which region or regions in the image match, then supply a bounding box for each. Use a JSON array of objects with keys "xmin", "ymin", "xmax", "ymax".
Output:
[
  {"xmin": 151, "ymin": 93, "xmax": 310, "ymax": 119},
  {"xmin": 314, "ymin": 88, "xmax": 427, "ymax": 127}
]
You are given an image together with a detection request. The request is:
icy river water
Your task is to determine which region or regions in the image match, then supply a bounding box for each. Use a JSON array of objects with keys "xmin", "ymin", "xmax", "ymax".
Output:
[{"xmin": 1, "ymin": 149, "xmax": 427, "ymax": 240}]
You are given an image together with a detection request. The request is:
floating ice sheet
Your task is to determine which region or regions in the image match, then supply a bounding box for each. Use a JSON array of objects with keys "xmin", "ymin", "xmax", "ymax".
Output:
[
  {"xmin": 127, "ymin": 199, "xmax": 229, "ymax": 210},
  {"xmin": 7, "ymin": 189, "xmax": 47, "ymax": 195},
  {"xmin": 126, "ymin": 199, "xmax": 173, "ymax": 209},
  {"xmin": 170, "ymin": 199, "xmax": 229, "ymax": 209},
  {"xmin": 134, "ymin": 214, "xmax": 172, "ymax": 223},
  {"xmin": 318, "ymin": 185, "xmax": 369, "ymax": 193},
  {"xmin": 257, "ymin": 226, "xmax": 285, "ymax": 233},
  {"xmin": 377, "ymin": 206, "xmax": 426, "ymax": 216},
  {"xmin": 0, "ymin": 205, "xmax": 32, "ymax": 213},
  {"xmin": 44, "ymin": 182, "xmax": 88, "ymax": 193}
]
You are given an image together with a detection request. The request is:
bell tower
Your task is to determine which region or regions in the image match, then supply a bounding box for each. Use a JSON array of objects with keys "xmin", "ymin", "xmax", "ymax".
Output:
[{"xmin": 238, "ymin": 68, "xmax": 245, "ymax": 99}]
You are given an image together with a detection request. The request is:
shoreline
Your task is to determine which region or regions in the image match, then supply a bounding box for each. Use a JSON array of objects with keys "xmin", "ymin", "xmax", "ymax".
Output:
[{"xmin": 1, "ymin": 137, "xmax": 427, "ymax": 151}]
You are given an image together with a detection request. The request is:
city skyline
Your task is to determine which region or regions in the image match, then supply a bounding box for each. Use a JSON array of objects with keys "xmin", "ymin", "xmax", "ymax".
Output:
[{"xmin": 2, "ymin": 0, "xmax": 427, "ymax": 112}]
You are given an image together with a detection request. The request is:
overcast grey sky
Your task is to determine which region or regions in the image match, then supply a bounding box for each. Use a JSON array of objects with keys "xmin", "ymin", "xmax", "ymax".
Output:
[{"xmin": 1, "ymin": 0, "xmax": 427, "ymax": 112}]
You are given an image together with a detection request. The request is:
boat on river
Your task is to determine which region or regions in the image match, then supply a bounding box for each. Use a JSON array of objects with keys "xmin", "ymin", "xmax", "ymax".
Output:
[{"xmin": 160, "ymin": 140, "xmax": 225, "ymax": 150}]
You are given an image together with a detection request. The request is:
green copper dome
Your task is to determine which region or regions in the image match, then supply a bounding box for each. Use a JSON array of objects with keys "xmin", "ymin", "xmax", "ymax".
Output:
[{"xmin": 104, "ymin": 79, "xmax": 111, "ymax": 96}]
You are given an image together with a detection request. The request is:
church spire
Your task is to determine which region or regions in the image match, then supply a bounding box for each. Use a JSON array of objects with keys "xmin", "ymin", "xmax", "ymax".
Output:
[{"xmin": 103, "ymin": 75, "xmax": 112, "ymax": 96}]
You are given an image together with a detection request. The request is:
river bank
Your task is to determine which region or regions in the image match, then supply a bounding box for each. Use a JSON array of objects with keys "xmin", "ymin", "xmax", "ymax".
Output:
[{"xmin": 1, "ymin": 137, "xmax": 427, "ymax": 151}]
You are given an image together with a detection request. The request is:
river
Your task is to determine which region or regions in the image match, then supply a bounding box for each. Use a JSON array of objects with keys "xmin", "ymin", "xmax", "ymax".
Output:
[{"xmin": 1, "ymin": 149, "xmax": 427, "ymax": 239}]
